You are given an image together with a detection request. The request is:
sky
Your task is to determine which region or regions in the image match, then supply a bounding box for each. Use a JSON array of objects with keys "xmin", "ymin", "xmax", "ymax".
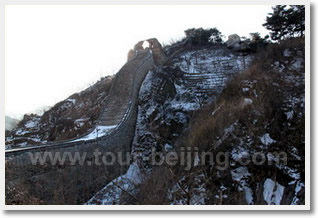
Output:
[{"xmin": 5, "ymin": 5, "xmax": 273, "ymax": 119}]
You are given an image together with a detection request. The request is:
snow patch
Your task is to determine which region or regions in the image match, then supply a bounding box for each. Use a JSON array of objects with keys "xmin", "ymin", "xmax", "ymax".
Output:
[
  {"xmin": 231, "ymin": 167, "xmax": 253, "ymax": 204},
  {"xmin": 72, "ymin": 125, "xmax": 117, "ymax": 141},
  {"xmin": 125, "ymin": 162, "xmax": 142, "ymax": 184},
  {"xmin": 242, "ymin": 87, "xmax": 249, "ymax": 92},
  {"xmin": 232, "ymin": 147, "xmax": 250, "ymax": 161},
  {"xmin": 174, "ymin": 84, "xmax": 188, "ymax": 95},
  {"xmin": 24, "ymin": 117, "xmax": 40, "ymax": 129},
  {"xmin": 291, "ymin": 181, "xmax": 304, "ymax": 205},
  {"xmin": 263, "ymin": 178, "xmax": 285, "ymax": 205},
  {"xmin": 285, "ymin": 110, "xmax": 294, "ymax": 120},
  {"xmin": 25, "ymin": 121, "xmax": 37, "ymax": 128},
  {"xmin": 15, "ymin": 129, "xmax": 30, "ymax": 136},
  {"xmin": 164, "ymin": 143, "xmax": 173, "ymax": 152},
  {"xmin": 66, "ymin": 98, "xmax": 76, "ymax": 104},
  {"xmin": 86, "ymin": 163, "xmax": 142, "ymax": 205},
  {"xmin": 260, "ymin": 133, "xmax": 276, "ymax": 146},
  {"xmin": 170, "ymin": 100, "xmax": 200, "ymax": 111},
  {"xmin": 243, "ymin": 98, "xmax": 253, "ymax": 106},
  {"xmin": 291, "ymin": 58, "xmax": 303, "ymax": 70}
]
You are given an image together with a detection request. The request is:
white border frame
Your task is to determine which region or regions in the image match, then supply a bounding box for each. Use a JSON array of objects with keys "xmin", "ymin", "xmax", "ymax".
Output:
[{"xmin": 0, "ymin": 0, "xmax": 311, "ymax": 211}]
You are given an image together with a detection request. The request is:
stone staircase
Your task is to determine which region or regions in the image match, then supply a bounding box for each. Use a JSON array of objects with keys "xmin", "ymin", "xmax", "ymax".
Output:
[
  {"xmin": 98, "ymin": 38, "xmax": 168, "ymax": 127},
  {"xmin": 98, "ymin": 50, "xmax": 152, "ymax": 126},
  {"xmin": 5, "ymin": 44, "xmax": 157, "ymax": 205}
]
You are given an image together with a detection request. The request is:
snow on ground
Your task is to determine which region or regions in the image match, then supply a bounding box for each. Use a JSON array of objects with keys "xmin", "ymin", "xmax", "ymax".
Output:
[
  {"xmin": 289, "ymin": 146, "xmax": 302, "ymax": 161},
  {"xmin": 242, "ymin": 87, "xmax": 249, "ymax": 92},
  {"xmin": 231, "ymin": 166, "xmax": 253, "ymax": 204},
  {"xmin": 15, "ymin": 129, "xmax": 30, "ymax": 136},
  {"xmin": 243, "ymin": 98, "xmax": 253, "ymax": 106},
  {"xmin": 284, "ymin": 166, "xmax": 301, "ymax": 181},
  {"xmin": 87, "ymin": 43, "xmax": 304, "ymax": 205},
  {"xmin": 175, "ymin": 49, "xmax": 253, "ymax": 78},
  {"xmin": 263, "ymin": 178, "xmax": 285, "ymax": 205},
  {"xmin": 260, "ymin": 133, "xmax": 276, "ymax": 146},
  {"xmin": 231, "ymin": 147, "xmax": 250, "ymax": 162},
  {"xmin": 174, "ymin": 84, "xmax": 188, "ymax": 95},
  {"xmin": 176, "ymin": 49, "xmax": 250, "ymax": 74},
  {"xmin": 272, "ymin": 61, "xmax": 285, "ymax": 73},
  {"xmin": 290, "ymin": 181, "xmax": 304, "ymax": 205},
  {"xmin": 125, "ymin": 163, "xmax": 143, "ymax": 184},
  {"xmin": 285, "ymin": 110, "xmax": 294, "ymax": 120},
  {"xmin": 86, "ymin": 162, "xmax": 143, "ymax": 205},
  {"xmin": 24, "ymin": 117, "xmax": 40, "ymax": 128},
  {"xmin": 169, "ymin": 100, "xmax": 200, "ymax": 111},
  {"xmin": 72, "ymin": 125, "xmax": 117, "ymax": 142},
  {"xmin": 74, "ymin": 118, "xmax": 89, "ymax": 128},
  {"xmin": 66, "ymin": 98, "xmax": 76, "ymax": 104},
  {"xmin": 170, "ymin": 48, "xmax": 253, "ymax": 112},
  {"xmin": 290, "ymin": 58, "xmax": 304, "ymax": 71},
  {"xmin": 164, "ymin": 143, "xmax": 174, "ymax": 152}
]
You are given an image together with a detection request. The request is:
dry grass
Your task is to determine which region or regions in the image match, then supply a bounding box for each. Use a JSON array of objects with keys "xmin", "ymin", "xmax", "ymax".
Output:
[
  {"xmin": 137, "ymin": 37, "xmax": 305, "ymax": 205},
  {"xmin": 183, "ymin": 37, "xmax": 305, "ymax": 152},
  {"xmin": 6, "ymin": 37, "xmax": 305, "ymax": 205}
]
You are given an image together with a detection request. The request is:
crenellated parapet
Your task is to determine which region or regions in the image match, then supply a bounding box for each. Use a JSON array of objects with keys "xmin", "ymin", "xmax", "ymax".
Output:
[{"xmin": 128, "ymin": 38, "xmax": 168, "ymax": 66}]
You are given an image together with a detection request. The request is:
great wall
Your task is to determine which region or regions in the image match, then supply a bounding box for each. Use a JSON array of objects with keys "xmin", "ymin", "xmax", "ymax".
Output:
[
  {"xmin": 5, "ymin": 38, "xmax": 171, "ymax": 204},
  {"xmin": 5, "ymin": 37, "xmax": 251, "ymax": 204}
]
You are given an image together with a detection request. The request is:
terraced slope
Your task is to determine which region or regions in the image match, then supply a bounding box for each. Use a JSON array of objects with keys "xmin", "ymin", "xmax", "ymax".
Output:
[{"xmin": 172, "ymin": 47, "xmax": 253, "ymax": 103}]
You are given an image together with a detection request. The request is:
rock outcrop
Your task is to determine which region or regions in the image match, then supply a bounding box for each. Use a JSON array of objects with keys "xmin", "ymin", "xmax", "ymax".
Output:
[
  {"xmin": 226, "ymin": 34, "xmax": 252, "ymax": 53},
  {"xmin": 226, "ymin": 34, "xmax": 241, "ymax": 49}
]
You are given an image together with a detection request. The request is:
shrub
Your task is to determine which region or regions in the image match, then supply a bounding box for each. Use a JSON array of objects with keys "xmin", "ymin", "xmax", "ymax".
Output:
[{"xmin": 184, "ymin": 27, "xmax": 223, "ymax": 46}]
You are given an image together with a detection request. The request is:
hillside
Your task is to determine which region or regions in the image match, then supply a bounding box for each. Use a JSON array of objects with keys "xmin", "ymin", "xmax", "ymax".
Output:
[
  {"xmin": 5, "ymin": 116, "xmax": 19, "ymax": 131},
  {"xmin": 5, "ymin": 35, "xmax": 305, "ymax": 206},
  {"xmin": 87, "ymin": 38, "xmax": 305, "ymax": 205},
  {"xmin": 5, "ymin": 76, "xmax": 113, "ymax": 149},
  {"xmin": 3, "ymin": 3, "xmax": 308, "ymax": 207}
]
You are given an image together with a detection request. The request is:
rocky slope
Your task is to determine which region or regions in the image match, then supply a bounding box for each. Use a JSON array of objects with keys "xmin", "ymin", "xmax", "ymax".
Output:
[
  {"xmin": 163, "ymin": 39, "xmax": 305, "ymax": 205},
  {"xmin": 87, "ymin": 38, "xmax": 305, "ymax": 205},
  {"xmin": 5, "ymin": 76, "xmax": 113, "ymax": 149},
  {"xmin": 5, "ymin": 35, "xmax": 305, "ymax": 205},
  {"xmin": 87, "ymin": 44, "xmax": 254, "ymax": 204}
]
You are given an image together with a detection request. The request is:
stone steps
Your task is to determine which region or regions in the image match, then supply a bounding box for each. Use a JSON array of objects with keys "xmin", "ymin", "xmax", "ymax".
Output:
[
  {"xmin": 97, "ymin": 51, "xmax": 150, "ymax": 126},
  {"xmin": 97, "ymin": 49, "xmax": 155, "ymax": 127}
]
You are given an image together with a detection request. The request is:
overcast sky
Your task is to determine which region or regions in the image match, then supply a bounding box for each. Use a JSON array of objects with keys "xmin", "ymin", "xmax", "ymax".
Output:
[{"xmin": 5, "ymin": 5, "xmax": 273, "ymax": 119}]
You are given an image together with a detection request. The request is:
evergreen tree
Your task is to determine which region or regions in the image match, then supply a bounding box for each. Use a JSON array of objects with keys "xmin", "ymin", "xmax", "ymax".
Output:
[
  {"xmin": 263, "ymin": 5, "xmax": 305, "ymax": 40},
  {"xmin": 286, "ymin": 5, "xmax": 305, "ymax": 37}
]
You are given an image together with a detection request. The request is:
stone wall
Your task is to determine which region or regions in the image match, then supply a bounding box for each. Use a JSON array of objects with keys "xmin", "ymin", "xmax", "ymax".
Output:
[
  {"xmin": 5, "ymin": 49, "xmax": 155, "ymax": 205},
  {"xmin": 129, "ymin": 38, "xmax": 168, "ymax": 66}
]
